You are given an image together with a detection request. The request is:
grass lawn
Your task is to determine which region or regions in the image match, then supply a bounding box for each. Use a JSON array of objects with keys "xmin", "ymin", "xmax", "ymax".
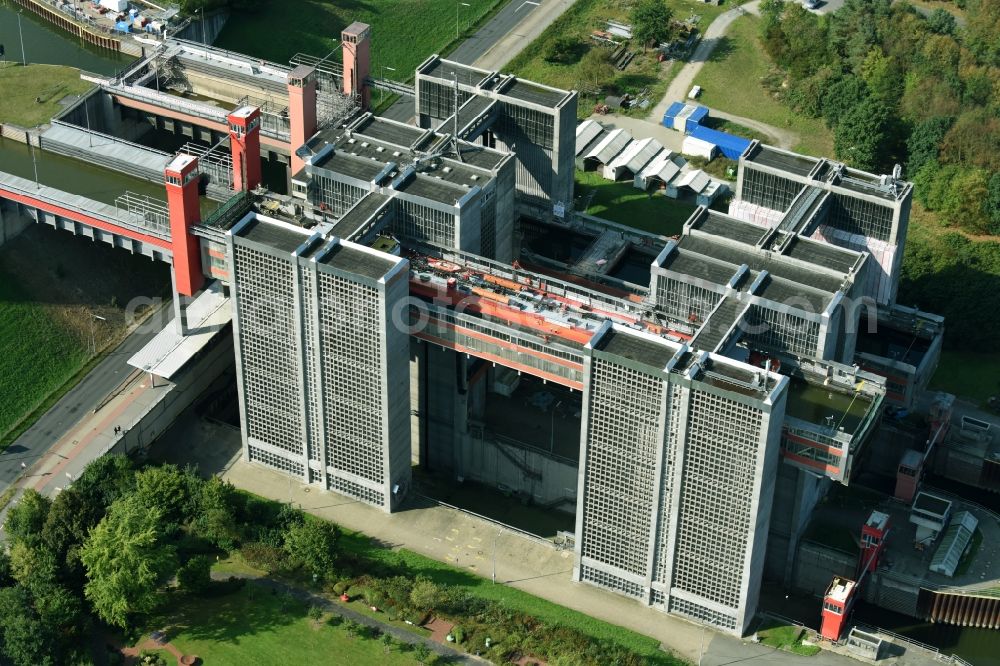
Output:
[
  {"xmin": 756, "ymin": 621, "xmax": 821, "ymax": 656},
  {"xmin": 691, "ymin": 16, "xmax": 833, "ymax": 157},
  {"xmin": 146, "ymin": 587, "xmax": 421, "ymax": 666},
  {"xmin": 0, "ymin": 63, "xmax": 93, "ymax": 128},
  {"xmin": 930, "ymin": 350, "xmax": 1000, "ymax": 405},
  {"xmin": 506, "ymin": 0, "xmax": 721, "ymax": 120},
  {"xmin": 576, "ymin": 169, "xmax": 697, "ymax": 236},
  {"xmin": 0, "ymin": 267, "xmax": 88, "ymax": 442},
  {"xmin": 214, "ymin": 0, "xmax": 504, "ymax": 79}
]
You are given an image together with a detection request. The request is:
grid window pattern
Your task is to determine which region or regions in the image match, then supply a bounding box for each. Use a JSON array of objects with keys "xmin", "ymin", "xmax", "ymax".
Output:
[
  {"xmin": 329, "ymin": 475, "xmax": 385, "ymax": 508},
  {"xmin": 233, "ymin": 244, "xmax": 304, "ymax": 459},
  {"xmin": 580, "ymin": 565, "xmax": 645, "ymax": 599},
  {"xmin": 312, "ymin": 175, "xmax": 367, "ymax": 216},
  {"xmin": 318, "ymin": 273, "xmax": 386, "ymax": 487},
  {"xmin": 248, "ymin": 445, "xmax": 305, "ymax": 477},
  {"xmin": 656, "ymin": 278, "xmax": 721, "ymax": 323},
  {"xmin": 669, "ymin": 597, "xmax": 738, "ymax": 631},
  {"xmin": 418, "ymin": 80, "xmax": 472, "ymax": 120},
  {"xmin": 498, "ymin": 102, "xmax": 554, "ymax": 149},
  {"xmin": 826, "ymin": 194, "xmax": 893, "ymax": 242},
  {"xmin": 671, "ymin": 390, "xmax": 763, "ymax": 612},
  {"xmin": 743, "ymin": 305, "xmax": 820, "ymax": 357},
  {"xmin": 298, "ymin": 268, "xmax": 322, "ymax": 463},
  {"xmin": 653, "ymin": 386, "xmax": 683, "ymax": 584},
  {"xmin": 741, "ymin": 167, "xmax": 802, "ymax": 213},
  {"xmin": 651, "ymin": 589, "xmax": 666, "ymax": 607},
  {"xmin": 580, "ymin": 358, "xmax": 663, "ymax": 577},
  {"xmin": 480, "ymin": 191, "xmax": 497, "ymax": 259},
  {"xmin": 393, "ymin": 200, "xmax": 457, "ymax": 247}
]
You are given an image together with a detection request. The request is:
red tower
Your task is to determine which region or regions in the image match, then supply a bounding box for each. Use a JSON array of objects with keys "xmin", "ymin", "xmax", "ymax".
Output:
[
  {"xmin": 342, "ymin": 22, "xmax": 371, "ymax": 110},
  {"xmin": 165, "ymin": 154, "xmax": 204, "ymax": 297},
  {"xmin": 287, "ymin": 65, "xmax": 317, "ymax": 176},
  {"xmin": 820, "ymin": 577, "xmax": 856, "ymax": 641},
  {"xmin": 859, "ymin": 510, "xmax": 891, "ymax": 577},
  {"xmin": 894, "ymin": 449, "xmax": 923, "ymax": 503},
  {"xmin": 228, "ymin": 106, "xmax": 262, "ymax": 192}
]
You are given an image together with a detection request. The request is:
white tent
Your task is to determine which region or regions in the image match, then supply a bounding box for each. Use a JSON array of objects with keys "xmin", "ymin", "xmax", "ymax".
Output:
[
  {"xmin": 603, "ymin": 137, "xmax": 663, "ymax": 181},
  {"xmin": 682, "ymin": 135, "xmax": 717, "ymax": 160}
]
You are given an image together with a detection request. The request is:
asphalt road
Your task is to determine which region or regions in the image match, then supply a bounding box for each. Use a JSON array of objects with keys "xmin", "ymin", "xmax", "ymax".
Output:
[
  {"xmin": 448, "ymin": 0, "xmax": 543, "ymax": 65},
  {"xmin": 0, "ymin": 305, "xmax": 172, "ymax": 489}
]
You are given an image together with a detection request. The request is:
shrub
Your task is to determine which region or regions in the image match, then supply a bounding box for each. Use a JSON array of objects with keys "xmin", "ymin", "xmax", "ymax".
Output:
[
  {"xmin": 332, "ymin": 580, "xmax": 350, "ymax": 596},
  {"xmin": 452, "ymin": 626, "xmax": 465, "ymax": 644},
  {"xmin": 413, "ymin": 643, "xmax": 431, "ymax": 663},
  {"xmin": 308, "ymin": 604, "xmax": 324, "ymax": 621},
  {"xmin": 326, "ymin": 614, "xmax": 343, "ymax": 627},
  {"xmin": 176, "ymin": 555, "xmax": 212, "ymax": 594},
  {"xmin": 240, "ymin": 542, "xmax": 286, "ymax": 573}
]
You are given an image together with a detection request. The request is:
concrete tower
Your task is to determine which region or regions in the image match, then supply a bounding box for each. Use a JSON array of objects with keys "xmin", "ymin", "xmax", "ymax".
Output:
[
  {"xmin": 287, "ymin": 65, "xmax": 318, "ymax": 175},
  {"xmin": 165, "ymin": 153, "xmax": 203, "ymax": 297},
  {"xmin": 341, "ymin": 22, "xmax": 371, "ymax": 110},
  {"xmin": 228, "ymin": 106, "xmax": 262, "ymax": 192}
]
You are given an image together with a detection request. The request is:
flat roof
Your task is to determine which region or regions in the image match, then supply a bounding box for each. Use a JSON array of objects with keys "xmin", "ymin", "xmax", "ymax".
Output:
[
  {"xmin": 312, "ymin": 148, "xmax": 388, "ymax": 183},
  {"xmin": 784, "ymin": 236, "xmax": 860, "ymax": 274},
  {"xmin": 127, "ymin": 282, "xmax": 232, "ymax": 380},
  {"xmin": 678, "ymin": 235, "xmax": 844, "ymax": 294},
  {"xmin": 746, "ymin": 144, "xmax": 817, "ymax": 177},
  {"xmin": 331, "ymin": 192, "xmax": 392, "ymax": 241},
  {"xmin": 395, "ymin": 173, "xmax": 470, "ymax": 205},
  {"xmin": 352, "ymin": 116, "xmax": 427, "ymax": 148},
  {"xmin": 422, "ymin": 58, "xmax": 490, "ymax": 87},
  {"xmin": 695, "ymin": 210, "xmax": 768, "ymax": 246},
  {"xmin": 662, "ymin": 248, "xmax": 737, "ymax": 286},
  {"xmin": 320, "ymin": 243, "xmax": 396, "ymax": 281},
  {"xmin": 784, "ymin": 379, "xmax": 872, "ymax": 435},
  {"xmin": 597, "ymin": 327, "xmax": 676, "ymax": 369},
  {"xmin": 237, "ymin": 215, "xmax": 309, "ymax": 253},
  {"xmin": 502, "ymin": 78, "xmax": 569, "ymax": 107}
]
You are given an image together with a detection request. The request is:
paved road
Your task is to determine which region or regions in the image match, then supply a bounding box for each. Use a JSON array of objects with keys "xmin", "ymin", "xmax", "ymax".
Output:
[
  {"xmin": 449, "ymin": 0, "xmax": 548, "ymax": 65},
  {"xmin": 0, "ymin": 304, "xmax": 171, "ymax": 490}
]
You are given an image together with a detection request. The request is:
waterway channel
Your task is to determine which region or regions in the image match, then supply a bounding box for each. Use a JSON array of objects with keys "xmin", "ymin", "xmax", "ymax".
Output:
[{"xmin": 0, "ymin": 1, "xmax": 132, "ymax": 75}]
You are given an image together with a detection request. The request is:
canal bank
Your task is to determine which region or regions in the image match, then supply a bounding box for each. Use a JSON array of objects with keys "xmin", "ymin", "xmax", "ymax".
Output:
[{"xmin": 0, "ymin": 1, "xmax": 132, "ymax": 75}]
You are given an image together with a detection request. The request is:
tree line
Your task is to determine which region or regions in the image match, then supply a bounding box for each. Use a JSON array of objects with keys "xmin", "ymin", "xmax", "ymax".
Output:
[{"xmin": 758, "ymin": 0, "xmax": 999, "ymax": 235}]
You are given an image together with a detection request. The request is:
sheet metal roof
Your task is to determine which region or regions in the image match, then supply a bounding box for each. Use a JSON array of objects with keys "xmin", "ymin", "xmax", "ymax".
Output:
[{"xmin": 127, "ymin": 282, "xmax": 231, "ymax": 379}]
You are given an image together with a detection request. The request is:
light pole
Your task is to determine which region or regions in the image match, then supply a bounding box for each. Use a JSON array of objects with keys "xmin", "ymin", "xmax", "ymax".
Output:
[
  {"xmin": 90, "ymin": 314, "xmax": 106, "ymax": 354},
  {"xmin": 17, "ymin": 10, "xmax": 26, "ymax": 66},
  {"xmin": 29, "ymin": 138, "xmax": 39, "ymax": 189},
  {"xmin": 492, "ymin": 527, "xmax": 502, "ymax": 584},
  {"xmin": 456, "ymin": 1, "xmax": 470, "ymax": 40},
  {"xmin": 380, "ymin": 65, "xmax": 395, "ymax": 106}
]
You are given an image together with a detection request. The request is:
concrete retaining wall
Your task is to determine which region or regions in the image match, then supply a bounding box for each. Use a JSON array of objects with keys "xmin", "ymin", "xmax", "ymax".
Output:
[
  {"xmin": 792, "ymin": 540, "xmax": 857, "ymax": 597},
  {"xmin": 103, "ymin": 328, "xmax": 233, "ymax": 458},
  {"xmin": 0, "ymin": 200, "xmax": 33, "ymax": 248}
]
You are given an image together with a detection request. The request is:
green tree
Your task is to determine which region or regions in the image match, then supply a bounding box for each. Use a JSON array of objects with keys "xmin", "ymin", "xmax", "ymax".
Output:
[
  {"xmin": 821, "ymin": 75, "xmax": 869, "ymax": 128},
  {"xmin": 4, "ymin": 490, "xmax": 51, "ymax": 547},
  {"xmin": 576, "ymin": 48, "xmax": 615, "ymax": 95},
  {"xmin": 73, "ymin": 454, "xmax": 135, "ymax": 512},
  {"xmin": 0, "ymin": 587, "xmax": 57, "ymax": 666},
  {"xmin": 283, "ymin": 519, "xmax": 339, "ymax": 581},
  {"xmin": 986, "ymin": 172, "xmax": 1000, "ymax": 233},
  {"xmin": 132, "ymin": 464, "xmax": 198, "ymax": 530},
  {"xmin": 926, "ymin": 8, "xmax": 957, "ymax": 35},
  {"xmin": 176, "ymin": 556, "xmax": 213, "ymax": 594},
  {"xmin": 906, "ymin": 116, "xmax": 952, "ymax": 175},
  {"xmin": 193, "ymin": 476, "xmax": 241, "ymax": 550},
  {"xmin": 409, "ymin": 578, "xmax": 444, "ymax": 611},
  {"xmin": 834, "ymin": 99, "xmax": 893, "ymax": 171},
  {"xmin": 545, "ymin": 36, "xmax": 583, "ymax": 64},
  {"xmin": 631, "ymin": 0, "xmax": 674, "ymax": 49},
  {"xmin": 80, "ymin": 495, "xmax": 178, "ymax": 627}
]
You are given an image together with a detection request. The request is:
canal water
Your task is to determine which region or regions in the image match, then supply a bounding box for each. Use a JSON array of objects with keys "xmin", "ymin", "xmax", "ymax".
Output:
[
  {"xmin": 0, "ymin": 1, "xmax": 132, "ymax": 75},
  {"xmin": 0, "ymin": 135, "xmax": 166, "ymax": 205}
]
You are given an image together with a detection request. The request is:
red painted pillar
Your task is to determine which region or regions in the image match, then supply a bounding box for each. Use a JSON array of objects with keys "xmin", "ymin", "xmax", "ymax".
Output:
[
  {"xmin": 287, "ymin": 65, "xmax": 317, "ymax": 176},
  {"xmin": 342, "ymin": 22, "xmax": 371, "ymax": 110},
  {"xmin": 165, "ymin": 154, "xmax": 204, "ymax": 297},
  {"xmin": 228, "ymin": 106, "xmax": 262, "ymax": 192}
]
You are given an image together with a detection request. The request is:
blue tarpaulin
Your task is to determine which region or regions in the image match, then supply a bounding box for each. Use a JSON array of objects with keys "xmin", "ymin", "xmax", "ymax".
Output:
[
  {"xmin": 688, "ymin": 125, "xmax": 752, "ymax": 160},
  {"xmin": 685, "ymin": 106, "xmax": 709, "ymax": 133},
  {"xmin": 114, "ymin": 21, "xmax": 131, "ymax": 33}
]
